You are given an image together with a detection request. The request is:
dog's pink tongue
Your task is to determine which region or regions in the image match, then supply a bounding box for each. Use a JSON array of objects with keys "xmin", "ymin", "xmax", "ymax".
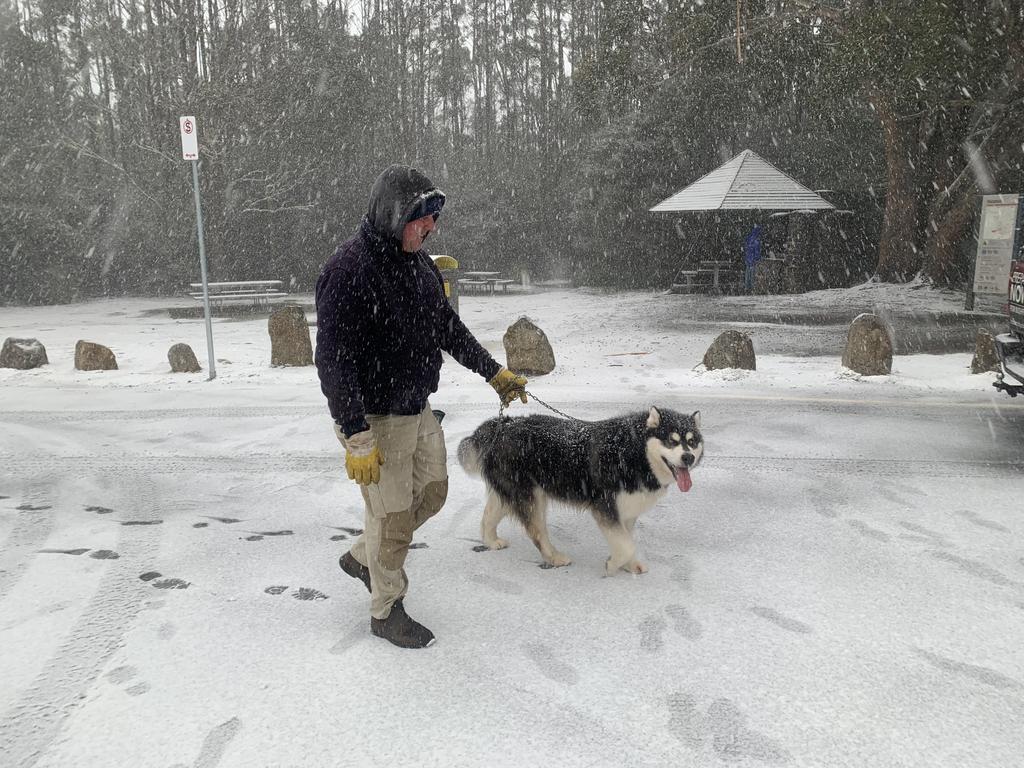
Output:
[{"xmin": 676, "ymin": 468, "xmax": 692, "ymax": 492}]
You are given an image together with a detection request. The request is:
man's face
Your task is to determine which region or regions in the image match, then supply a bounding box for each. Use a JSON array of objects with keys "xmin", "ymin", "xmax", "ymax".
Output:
[{"xmin": 401, "ymin": 214, "xmax": 436, "ymax": 252}]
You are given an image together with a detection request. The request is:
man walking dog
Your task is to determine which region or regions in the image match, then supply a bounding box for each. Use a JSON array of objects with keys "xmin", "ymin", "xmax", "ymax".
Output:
[{"xmin": 315, "ymin": 164, "xmax": 527, "ymax": 648}]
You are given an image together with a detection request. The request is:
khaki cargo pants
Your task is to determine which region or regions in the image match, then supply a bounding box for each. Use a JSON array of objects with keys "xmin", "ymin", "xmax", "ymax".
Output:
[{"xmin": 343, "ymin": 404, "xmax": 448, "ymax": 619}]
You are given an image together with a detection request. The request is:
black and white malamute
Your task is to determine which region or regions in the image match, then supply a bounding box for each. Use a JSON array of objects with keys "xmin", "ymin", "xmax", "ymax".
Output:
[{"xmin": 457, "ymin": 407, "xmax": 703, "ymax": 575}]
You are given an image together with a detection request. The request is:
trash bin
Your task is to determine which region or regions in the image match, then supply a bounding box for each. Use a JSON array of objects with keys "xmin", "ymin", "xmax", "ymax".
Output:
[{"xmin": 432, "ymin": 254, "xmax": 460, "ymax": 314}]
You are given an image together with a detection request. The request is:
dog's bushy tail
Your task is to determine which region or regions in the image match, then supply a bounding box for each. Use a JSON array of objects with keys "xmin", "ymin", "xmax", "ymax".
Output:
[
  {"xmin": 457, "ymin": 418, "xmax": 504, "ymax": 477},
  {"xmin": 457, "ymin": 435, "xmax": 482, "ymax": 476}
]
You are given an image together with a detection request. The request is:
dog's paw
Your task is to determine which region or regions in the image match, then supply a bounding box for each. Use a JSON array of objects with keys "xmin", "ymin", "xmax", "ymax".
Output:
[
  {"xmin": 546, "ymin": 552, "xmax": 573, "ymax": 568},
  {"xmin": 485, "ymin": 538, "xmax": 509, "ymax": 551},
  {"xmin": 605, "ymin": 558, "xmax": 646, "ymax": 576}
]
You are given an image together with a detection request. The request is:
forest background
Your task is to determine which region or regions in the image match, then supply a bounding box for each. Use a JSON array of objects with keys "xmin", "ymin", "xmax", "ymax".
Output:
[{"xmin": 2, "ymin": 0, "xmax": 1022, "ymax": 304}]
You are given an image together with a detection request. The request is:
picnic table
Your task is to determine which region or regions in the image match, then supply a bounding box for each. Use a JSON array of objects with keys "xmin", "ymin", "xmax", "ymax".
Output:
[
  {"xmin": 669, "ymin": 269, "xmax": 702, "ymax": 294},
  {"xmin": 458, "ymin": 272, "xmax": 516, "ymax": 295},
  {"xmin": 189, "ymin": 280, "xmax": 290, "ymax": 308},
  {"xmin": 698, "ymin": 260, "xmax": 735, "ymax": 292}
]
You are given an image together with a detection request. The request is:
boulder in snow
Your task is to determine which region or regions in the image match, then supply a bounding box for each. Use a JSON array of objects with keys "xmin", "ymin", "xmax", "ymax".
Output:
[
  {"xmin": 703, "ymin": 330, "xmax": 756, "ymax": 371},
  {"xmin": 168, "ymin": 343, "xmax": 201, "ymax": 373},
  {"xmin": 268, "ymin": 306, "xmax": 313, "ymax": 367},
  {"xmin": 75, "ymin": 340, "xmax": 118, "ymax": 371},
  {"xmin": 503, "ymin": 316, "xmax": 555, "ymax": 376},
  {"xmin": 0, "ymin": 337, "xmax": 49, "ymax": 370},
  {"xmin": 970, "ymin": 329, "xmax": 1000, "ymax": 374},
  {"xmin": 841, "ymin": 313, "xmax": 892, "ymax": 376}
]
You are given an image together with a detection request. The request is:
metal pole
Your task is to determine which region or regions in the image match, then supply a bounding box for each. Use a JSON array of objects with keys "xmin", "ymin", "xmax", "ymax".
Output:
[
  {"xmin": 966, "ymin": 196, "xmax": 981, "ymax": 311},
  {"xmin": 191, "ymin": 159, "xmax": 217, "ymax": 380}
]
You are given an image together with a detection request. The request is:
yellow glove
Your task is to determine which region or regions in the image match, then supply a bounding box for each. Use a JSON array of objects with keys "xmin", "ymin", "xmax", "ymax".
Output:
[
  {"xmin": 335, "ymin": 426, "xmax": 384, "ymax": 485},
  {"xmin": 489, "ymin": 367, "xmax": 528, "ymax": 407}
]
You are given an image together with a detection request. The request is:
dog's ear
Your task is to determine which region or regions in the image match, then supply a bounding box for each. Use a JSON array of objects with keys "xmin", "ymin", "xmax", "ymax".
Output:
[
  {"xmin": 646, "ymin": 407, "xmax": 661, "ymax": 429},
  {"xmin": 691, "ymin": 410, "xmax": 701, "ymax": 429}
]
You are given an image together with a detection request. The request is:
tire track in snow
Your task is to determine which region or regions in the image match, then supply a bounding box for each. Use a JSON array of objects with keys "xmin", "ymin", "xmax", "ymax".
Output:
[
  {"xmin": 2, "ymin": 453, "xmax": 1021, "ymax": 479},
  {"xmin": 0, "ymin": 473, "xmax": 163, "ymax": 768},
  {"xmin": 0, "ymin": 481, "xmax": 57, "ymax": 603},
  {"xmin": 4, "ymin": 393, "xmax": 1022, "ymax": 427},
  {"xmin": 0, "ymin": 403, "xmax": 500, "ymax": 425},
  {"xmin": 0, "ymin": 406, "xmax": 325, "ymax": 424}
]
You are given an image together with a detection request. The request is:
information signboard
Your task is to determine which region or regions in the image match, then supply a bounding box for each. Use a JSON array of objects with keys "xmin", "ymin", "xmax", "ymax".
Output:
[{"xmin": 974, "ymin": 194, "xmax": 1022, "ymax": 296}]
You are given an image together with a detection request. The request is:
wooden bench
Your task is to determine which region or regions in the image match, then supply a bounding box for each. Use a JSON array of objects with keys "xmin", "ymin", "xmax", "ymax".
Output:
[
  {"xmin": 458, "ymin": 275, "xmax": 519, "ymax": 295},
  {"xmin": 189, "ymin": 280, "xmax": 289, "ymax": 308},
  {"xmin": 458, "ymin": 278, "xmax": 492, "ymax": 295}
]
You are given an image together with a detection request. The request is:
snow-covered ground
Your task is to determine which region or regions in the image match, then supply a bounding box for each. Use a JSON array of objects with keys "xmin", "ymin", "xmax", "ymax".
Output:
[
  {"xmin": 2, "ymin": 287, "xmax": 1023, "ymax": 768},
  {"xmin": 701, "ymin": 275, "xmax": 996, "ymax": 317},
  {"xmin": 0, "ymin": 285, "xmax": 1010, "ymax": 407}
]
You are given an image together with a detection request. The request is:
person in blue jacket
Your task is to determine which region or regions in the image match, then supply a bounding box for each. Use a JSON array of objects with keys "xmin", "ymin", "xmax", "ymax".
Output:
[
  {"xmin": 315, "ymin": 164, "xmax": 527, "ymax": 649},
  {"xmin": 744, "ymin": 224, "xmax": 763, "ymax": 293}
]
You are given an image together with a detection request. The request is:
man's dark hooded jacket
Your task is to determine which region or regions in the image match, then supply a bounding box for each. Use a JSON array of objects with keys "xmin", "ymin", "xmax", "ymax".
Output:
[{"xmin": 315, "ymin": 165, "xmax": 501, "ymax": 436}]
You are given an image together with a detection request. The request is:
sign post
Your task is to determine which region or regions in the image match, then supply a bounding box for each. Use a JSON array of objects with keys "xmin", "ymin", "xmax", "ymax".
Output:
[
  {"xmin": 180, "ymin": 115, "xmax": 216, "ymax": 380},
  {"xmin": 969, "ymin": 193, "xmax": 1021, "ymax": 310}
]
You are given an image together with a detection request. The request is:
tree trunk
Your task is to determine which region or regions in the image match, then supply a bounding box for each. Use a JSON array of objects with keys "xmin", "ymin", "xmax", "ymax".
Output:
[
  {"xmin": 922, "ymin": 188, "xmax": 976, "ymax": 286},
  {"xmin": 871, "ymin": 91, "xmax": 922, "ymax": 281}
]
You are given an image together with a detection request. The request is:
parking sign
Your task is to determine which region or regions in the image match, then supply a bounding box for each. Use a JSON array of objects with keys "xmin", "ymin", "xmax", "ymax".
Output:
[{"xmin": 179, "ymin": 116, "xmax": 199, "ymax": 160}]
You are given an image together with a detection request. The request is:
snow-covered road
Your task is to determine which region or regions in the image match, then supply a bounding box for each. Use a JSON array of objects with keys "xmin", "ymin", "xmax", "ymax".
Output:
[{"xmin": 2, "ymin": 289, "xmax": 1024, "ymax": 767}]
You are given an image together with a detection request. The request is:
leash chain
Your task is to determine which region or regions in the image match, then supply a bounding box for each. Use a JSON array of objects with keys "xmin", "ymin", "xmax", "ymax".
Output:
[{"xmin": 499, "ymin": 388, "xmax": 582, "ymax": 422}]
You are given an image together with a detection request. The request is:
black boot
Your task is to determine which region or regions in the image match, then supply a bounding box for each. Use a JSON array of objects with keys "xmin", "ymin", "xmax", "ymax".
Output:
[
  {"xmin": 339, "ymin": 551, "xmax": 371, "ymax": 593},
  {"xmin": 371, "ymin": 600, "xmax": 435, "ymax": 649}
]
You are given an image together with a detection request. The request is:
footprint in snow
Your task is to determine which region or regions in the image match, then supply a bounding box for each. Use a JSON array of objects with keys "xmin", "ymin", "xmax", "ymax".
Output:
[
  {"xmin": 38, "ymin": 548, "xmax": 120, "ymax": 559},
  {"xmin": 241, "ymin": 530, "xmax": 294, "ymax": 541},
  {"xmin": 105, "ymin": 665, "xmax": 151, "ymax": 697},
  {"xmin": 264, "ymin": 585, "xmax": 329, "ymax": 601},
  {"xmin": 139, "ymin": 571, "xmax": 190, "ymax": 590}
]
